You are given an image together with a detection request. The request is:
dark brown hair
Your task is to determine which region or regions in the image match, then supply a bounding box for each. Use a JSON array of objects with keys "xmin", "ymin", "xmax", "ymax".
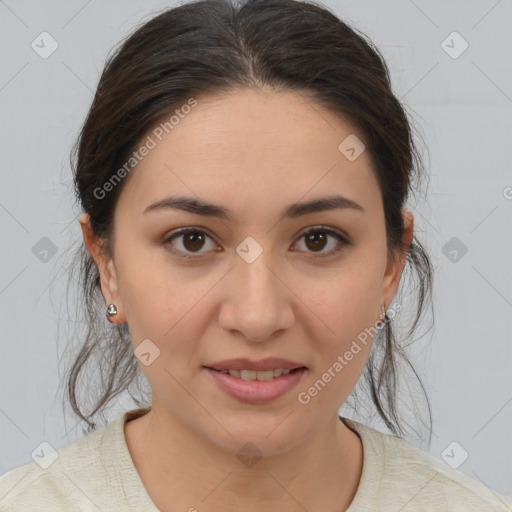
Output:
[{"xmin": 62, "ymin": 0, "xmax": 434, "ymax": 442}]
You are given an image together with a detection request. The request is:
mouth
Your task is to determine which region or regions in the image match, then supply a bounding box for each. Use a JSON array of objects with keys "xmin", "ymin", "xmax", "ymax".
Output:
[
  {"xmin": 203, "ymin": 357, "xmax": 308, "ymax": 380},
  {"xmin": 203, "ymin": 364, "xmax": 308, "ymax": 404},
  {"xmin": 205, "ymin": 366, "xmax": 307, "ymax": 381}
]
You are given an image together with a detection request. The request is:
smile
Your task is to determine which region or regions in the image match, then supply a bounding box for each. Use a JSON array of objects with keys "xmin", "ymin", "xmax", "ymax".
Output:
[
  {"xmin": 210, "ymin": 368, "xmax": 302, "ymax": 380},
  {"xmin": 204, "ymin": 366, "xmax": 308, "ymax": 404}
]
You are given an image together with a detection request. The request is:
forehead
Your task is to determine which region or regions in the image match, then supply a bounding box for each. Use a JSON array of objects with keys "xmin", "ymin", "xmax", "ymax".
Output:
[{"xmin": 116, "ymin": 88, "xmax": 382, "ymax": 221}]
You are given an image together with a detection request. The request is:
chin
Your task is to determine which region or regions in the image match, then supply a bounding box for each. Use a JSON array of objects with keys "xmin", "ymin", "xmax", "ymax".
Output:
[{"xmin": 199, "ymin": 410, "xmax": 309, "ymax": 457}]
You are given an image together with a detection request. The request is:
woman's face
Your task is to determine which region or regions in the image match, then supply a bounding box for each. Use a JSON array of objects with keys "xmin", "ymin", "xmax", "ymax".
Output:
[{"xmin": 83, "ymin": 88, "xmax": 412, "ymax": 455}]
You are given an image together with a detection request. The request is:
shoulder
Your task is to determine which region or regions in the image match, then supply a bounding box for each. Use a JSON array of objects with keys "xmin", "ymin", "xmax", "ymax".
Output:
[
  {"xmin": 0, "ymin": 419, "xmax": 114, "ymax": 511},
  {"xmin": 344, "ymin": 418, "xmax": 512, "ymax": 511}
]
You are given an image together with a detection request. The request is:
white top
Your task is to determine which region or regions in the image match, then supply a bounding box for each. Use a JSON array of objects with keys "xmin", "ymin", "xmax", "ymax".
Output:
[{"xmin": 1, "ymin": 407, "xmax": 511, "ymax": 511}]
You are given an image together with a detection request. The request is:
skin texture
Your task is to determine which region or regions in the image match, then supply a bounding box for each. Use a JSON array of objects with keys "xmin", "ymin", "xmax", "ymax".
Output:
[{"xmin": 80, "ymin": 87, "xmax": 413, "ymax": 511}]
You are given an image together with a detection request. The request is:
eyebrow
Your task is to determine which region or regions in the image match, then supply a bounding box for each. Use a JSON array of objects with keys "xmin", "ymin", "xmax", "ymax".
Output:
[{"xmin": 143, "ymin": 194, "xmax": 365, "ymax": 220}]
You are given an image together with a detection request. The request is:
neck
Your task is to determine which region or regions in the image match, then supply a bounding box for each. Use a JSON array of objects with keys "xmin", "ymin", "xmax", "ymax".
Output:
[{"xmin": 124, "ymin": 405, "xmax": 363, "ymax": 512}]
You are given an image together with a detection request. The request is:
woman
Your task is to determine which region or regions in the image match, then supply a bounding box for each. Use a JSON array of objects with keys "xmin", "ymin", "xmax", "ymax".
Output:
[{"xmin": 1, "ymin": 0, "xmax": 510, "ymax": 510}]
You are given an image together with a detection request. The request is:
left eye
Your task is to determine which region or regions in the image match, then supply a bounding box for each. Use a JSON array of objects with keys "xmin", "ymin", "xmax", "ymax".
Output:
[
  {"xmin": 163, "ymin": 227, "xmax": 349, "ymax": 259},
  {"xmin": 292, "ymin": 227, "xmax": 349, "ymax": 257},
  {"xmin": 163, "ymin": 228, "xmax": 218, "ymax": 258}
]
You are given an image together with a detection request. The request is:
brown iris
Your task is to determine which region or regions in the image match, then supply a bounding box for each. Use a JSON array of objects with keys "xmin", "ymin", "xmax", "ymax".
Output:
[
  {"xmin": 304, "ymin": 231, "xmax": 327, "ymax": 252},
  {"xmin": 182, "ymin": 231, "xmax": 206, "ymax": 252}
]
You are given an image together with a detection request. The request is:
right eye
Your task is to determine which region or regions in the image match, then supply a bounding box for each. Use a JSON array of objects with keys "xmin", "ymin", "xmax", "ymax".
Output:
[{"xmin": 162, "ymin": 228, "xmax": 218, "ymax": 259}]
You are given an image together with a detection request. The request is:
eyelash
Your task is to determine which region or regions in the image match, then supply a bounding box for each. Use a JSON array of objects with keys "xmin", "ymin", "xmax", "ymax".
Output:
[{"xmin": 162, "ymin": 226, "xmax": 350, "ymax": 260}]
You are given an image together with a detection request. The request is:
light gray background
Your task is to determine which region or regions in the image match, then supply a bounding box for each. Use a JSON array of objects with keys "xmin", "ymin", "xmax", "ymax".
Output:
[{"xmin": 1, "ymin": 0, "xmax": 511, "ymax": 500}]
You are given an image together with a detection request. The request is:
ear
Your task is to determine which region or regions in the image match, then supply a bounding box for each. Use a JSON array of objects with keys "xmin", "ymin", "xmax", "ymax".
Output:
[
  {"xmin": 381, "ymin": 210, "xmax": 414, "ymax": 312},
  {"xmin": 78, "ymin": 212, "xmax": 126, "ymax": 324}
]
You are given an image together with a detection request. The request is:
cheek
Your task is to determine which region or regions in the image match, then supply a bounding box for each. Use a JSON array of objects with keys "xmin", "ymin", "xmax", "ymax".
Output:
[
  {"xmin": 116, "ymin": 249, "xmax": 218, "ymax": 369},
  {"xmin": 120, "ymin": 278, "xmax": 202, "ymax": 348},
  {"xmin": 113, "ymin": 234, "xmax": 190, "ymax": 335},
  {"xmin": 118, "ymin": 271, "xmax": 204, "ymax": 398},
  {"xmin": 293, "ymin": 280, "xmax": 380, "ymax": 411},
  {"xmin": 299, "ymin": 263, "xmax": 383, "ymax": 342},
  {"xmin": 291, "ymin": 256, "xmax": 383, "ymax": 395}
]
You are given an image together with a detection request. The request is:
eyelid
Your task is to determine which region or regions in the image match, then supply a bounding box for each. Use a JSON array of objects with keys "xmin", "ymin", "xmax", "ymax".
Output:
[
  {"xmin": 162, "ymin": 227, "xmax": 219, "ymax": 259},
  {"xmin": 293, "ymin": 225, "xmax": 350, "ymax": 258},
  {"xmin": 162, "ymin": 225, "xmax": 350, "ymax": 259}
]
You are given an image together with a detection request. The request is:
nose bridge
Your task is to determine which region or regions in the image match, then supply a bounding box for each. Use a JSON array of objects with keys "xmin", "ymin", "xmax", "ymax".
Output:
[
  {"xmin": 219, "ymin": 243, "xmax": 293, "ymax": 341},
  {"xmin": 240, "ymin": 249, "xmax": 277, "ymax": 303}
]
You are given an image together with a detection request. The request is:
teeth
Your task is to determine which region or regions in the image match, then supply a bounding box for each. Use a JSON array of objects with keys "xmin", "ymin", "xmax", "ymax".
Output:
[
  {"xmin": 254, "ymin": 370, "xmax": 274, "ymax": 381},
  {"xmin": 222, "ymin": 369, "xmax": 293, "ymax": 380}
]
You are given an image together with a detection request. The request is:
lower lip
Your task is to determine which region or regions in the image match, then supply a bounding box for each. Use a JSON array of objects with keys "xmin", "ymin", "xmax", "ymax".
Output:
[{"xmin": 204, "ymin": 367, "xmax": 307, "ymax": 404}]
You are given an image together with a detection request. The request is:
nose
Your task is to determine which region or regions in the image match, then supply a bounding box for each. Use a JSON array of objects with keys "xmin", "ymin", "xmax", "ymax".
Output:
[{"xmin": 218, "ymin": 251, "xmax": 295, "ymax": 342}]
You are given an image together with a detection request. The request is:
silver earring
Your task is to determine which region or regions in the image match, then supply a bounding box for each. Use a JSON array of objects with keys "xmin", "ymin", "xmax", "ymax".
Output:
[
  {"xmin": 106, "ymin": 304, "xmax": 117, "ymax": 316},
  {"xmin": 381, "ymin": 304, "xmax": 387, "ymax": 321}
]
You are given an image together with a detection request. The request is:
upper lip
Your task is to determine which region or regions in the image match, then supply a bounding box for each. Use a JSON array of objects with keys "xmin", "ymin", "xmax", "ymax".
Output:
[{"xmin": 205, "ymin": 358, "xmax": 307, "ymax": 371}]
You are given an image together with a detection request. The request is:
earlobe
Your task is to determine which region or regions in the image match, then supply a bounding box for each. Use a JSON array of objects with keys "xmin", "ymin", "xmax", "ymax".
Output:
[
  {"xmin": 79, "ymin": 213, "xmax": 125, "ymax": 324},
  {"xmin": 104, "ymin": 258, "xmax": 121, "ymax": 300},
  {"xmin": 381, "ymin": 210, "xmax": 414, "ymax": 310}
]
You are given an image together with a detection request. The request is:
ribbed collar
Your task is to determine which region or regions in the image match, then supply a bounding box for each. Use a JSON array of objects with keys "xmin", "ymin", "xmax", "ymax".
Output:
[{"xmin": 100, "ymin": 408, "xmax": 382, "ymax": 511}]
